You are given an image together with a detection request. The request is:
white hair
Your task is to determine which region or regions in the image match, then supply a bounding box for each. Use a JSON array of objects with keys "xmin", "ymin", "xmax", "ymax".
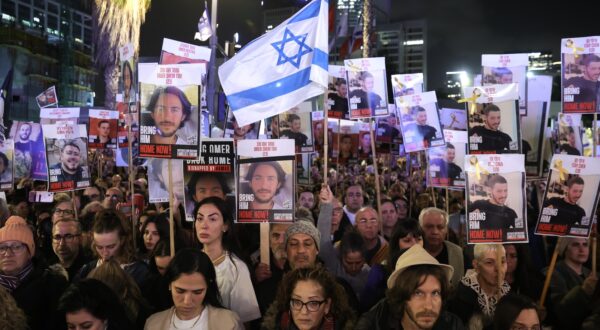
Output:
[
  {"xmin": 418, "ymin": 207, "xmax": 448, "ymax": 227},
  {"xmin": 473, "ymin": 244, "xmax": 505, "ymax": 262}
]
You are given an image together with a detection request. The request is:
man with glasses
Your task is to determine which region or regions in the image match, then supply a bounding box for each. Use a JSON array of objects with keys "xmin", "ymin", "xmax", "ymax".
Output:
[
  {"xmin": 52, "ymin": 200, "xmax": 75, "ymax": 224},
  {"xmin": 355, "ymin": 206, "xmax": 389, "ymax": 266},
  {"xmin": 51, "ymin": 219, "xmax": 90, "ymax": 282},
  {"xmin": 0, "ymin": 216, "xmax": 68, "ymax": 329},
  {"xmin": 49, "ymin": 141, "xmax": 86, "ymax": 182}
]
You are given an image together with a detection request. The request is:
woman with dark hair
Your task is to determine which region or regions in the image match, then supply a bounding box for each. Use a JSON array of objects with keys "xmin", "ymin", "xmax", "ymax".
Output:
[
  {"xmin": 122, "ymin": 60, "xmax": 135, "ymax": 104},
  {"xmin": 504, "ymin": 244, "xmax": 544, "ymax": 302},
  {"xmin": 359, "ymin": 218, "xmax": 423, "ymax": 312},
  {"xmin": 193, "ymin": 197, "xmax": 261, "ymax": 324},
  {"xmin": 144, "ymin": 248, "xmax": 242, "ymax": 329},
  {"xmin": 493, "ymin": 293, "xmax": 540, "ymax": 330},
  {"xmin": 137, "ymin": 213, "xmax": 170, "ymax": 262},
  {"xmin": 59, "ymin": 278, "xmax": 133, "ymax": 330},
  {"xmin": 262, "ymin": 266, "xmax": 355, "ymax": 330}
]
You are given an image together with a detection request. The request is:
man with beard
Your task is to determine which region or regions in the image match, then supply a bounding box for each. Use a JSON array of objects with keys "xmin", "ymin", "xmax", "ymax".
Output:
[
  {"xmin": 14, "ymin": 122, "xmax": 36, "ymax": 178},
  {"xmin": 356, "ymin": 244, "xmax": 464, "ymax": 330},
  {"xmin": 230, "ymin": 116, "xmax": 256, "ymax": 140},
  {"xmin": 430, "ymin": 143, "xmax": 464, "ymax": 185},
  {"xmin": 349, "ymin": 71, "xmax": 384, "ymax": 117},
  {"xmin": 328, "ymin": 78, "xmax": 349, "ymax": 119},
  {"xmin": 564, "ymin": 54, "xmax": 600, "ymax": 111},
  {"xmin": 469, "ymin": 174, "xmax": 519, "ymax": 232},
  {"xmin": 404, "ymin": 106, "xmax": 439, "ymax": 148},
  {"xmin": 49, "ymin": 141, "xmax": 86, "ymax": 183},
  {"xmin": 253, "ymin": 223, "xmax": 291, "ymax": 314},
  {"xmin": 246, "ymin": 161, "xmax": 291, "ymax": 210},
  {"xmin": 543, "ymin": 176, "xmax": 586, "ymax": 227},
  {"xmin": 469, "ymin": 104, "xmax": 513, "ymax": 152},
  {"xmin": 148, "ymin": 86, "xmax": 193, "ymax": 145}
]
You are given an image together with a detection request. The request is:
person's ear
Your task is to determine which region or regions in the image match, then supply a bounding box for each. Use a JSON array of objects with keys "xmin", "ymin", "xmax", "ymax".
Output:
[{"xmin": 324, "ymin": 298, "xmax": 332, "ymax": 315}]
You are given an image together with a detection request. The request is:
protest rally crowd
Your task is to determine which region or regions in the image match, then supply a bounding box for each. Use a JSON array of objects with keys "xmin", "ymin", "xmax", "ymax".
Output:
[{"xmin": 2, "ymin": 1, "xmax": 600, "ymax": 329}]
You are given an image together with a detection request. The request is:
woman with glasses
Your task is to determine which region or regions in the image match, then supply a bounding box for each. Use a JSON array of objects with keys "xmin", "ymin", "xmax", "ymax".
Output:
[
  {"xmin": 145, "ymin": 248, "xmax": 243, "ymax": 330},
  {"xmin": 0, "ymin": 216, "xmax": 68, "ymax": 329},
  {"xmin": 262, "ymin": 266, "xmax": 355, "ymax": 330},
  {"xmin": 193, "ymin": 197, "xmax": 261, "ymax": 324}
]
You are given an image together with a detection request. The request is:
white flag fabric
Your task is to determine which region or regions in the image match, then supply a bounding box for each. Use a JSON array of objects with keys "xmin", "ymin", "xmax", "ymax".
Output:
[
  {"xmin": 218, "ymin": 0, "xmax": 329, "ymax": 127},
  {"xmin": 194, "ymin": 8, "xmax": 212, "ymax": 42}
]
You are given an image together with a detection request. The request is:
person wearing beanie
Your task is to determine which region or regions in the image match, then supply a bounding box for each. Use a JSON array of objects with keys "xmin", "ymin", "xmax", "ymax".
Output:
[{"xmin": 0, "ymin": 216, "xmax": 68, "ymax": 330}]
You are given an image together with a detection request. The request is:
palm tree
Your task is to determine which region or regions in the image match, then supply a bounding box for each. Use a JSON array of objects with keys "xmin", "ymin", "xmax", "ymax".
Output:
[{"xmin": 92, "ymin": 0, "xmax": 152, "ymax": 108}]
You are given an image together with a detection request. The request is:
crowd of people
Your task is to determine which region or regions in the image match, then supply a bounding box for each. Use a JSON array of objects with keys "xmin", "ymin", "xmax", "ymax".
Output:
[{"xmin": 0, "ymin": 155, "xmax": 599, "ymax": 330}]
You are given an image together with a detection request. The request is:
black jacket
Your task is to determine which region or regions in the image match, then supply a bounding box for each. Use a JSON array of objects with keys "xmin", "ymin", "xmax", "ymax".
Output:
[
  {"xmin": 11, "ymin": 259, "xmax": 69, "ymax": 330},
  {"xmin": 356, "ymin": 299, "xmax": 465, "ymax": 330}
]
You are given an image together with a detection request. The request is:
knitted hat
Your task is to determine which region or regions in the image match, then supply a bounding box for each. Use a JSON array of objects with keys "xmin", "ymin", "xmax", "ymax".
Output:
[
  {"xmin": 0, "ymin": 216, "xmax": 35, "ymax": 256},
  {"xmin": 285, "ymin": 220, "xmax": 321, "ymax": 251}
]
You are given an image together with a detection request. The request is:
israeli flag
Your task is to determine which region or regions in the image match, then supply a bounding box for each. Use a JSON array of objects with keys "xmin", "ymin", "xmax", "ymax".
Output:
[{"xmin": 218, "ymin": 0, "xmax": 329, "ymax": 127}]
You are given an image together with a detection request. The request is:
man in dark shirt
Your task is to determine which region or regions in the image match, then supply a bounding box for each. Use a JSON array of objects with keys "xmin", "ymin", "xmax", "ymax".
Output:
[
  {"xmin": 328, "ymin": 78, "xmax": 349, "ymax": 119},
  {"xmin": 469, "ymin": 103, "xmax": 513, "ymax": 152},
  {"xmin": 469, "ymin": 174, "xmax": 518, "ymax": 231},
  {"xmin": 430, "ymin": 143, "xmax": 463, "ymax": 185},
  {"xmin": 404, "ymin": 106, "xmax": 438, "ymax": 148},
  {"xmin": 348, "ymin": 71, "xmax": 383, "ymax": 117},
  {"xmin": 48, "ymin": 141, "xmax": 86, "ymax": 183},
  {"xmin": 280, "ymin": 113, "xmax": 309, "ymax": 147},
  {"xmin": 559, "ymin": 126, "xmax": 581, "ymax": 155},
  {"xmin": 542, "ymin": 176, "xmax": 586, "ymax": 226},
  {"xmin": 564, "ymin": 54, "xmax": 600, "ymax": 111}
]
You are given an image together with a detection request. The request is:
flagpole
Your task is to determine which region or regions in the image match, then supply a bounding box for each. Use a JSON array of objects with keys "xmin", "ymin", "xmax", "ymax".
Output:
[
  {"xmin": 323, "ymin": 89, "xmax": 329, "ymax": 186},
  {"xmin": 206, "ymin": 0, "xmax": 219, "ymax": 121}
]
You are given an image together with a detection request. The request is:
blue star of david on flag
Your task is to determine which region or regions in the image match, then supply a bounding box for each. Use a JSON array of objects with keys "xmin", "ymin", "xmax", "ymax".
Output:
[{"xmin": 271, "ymin": 28, "xmax": 313, "ymax": 69}]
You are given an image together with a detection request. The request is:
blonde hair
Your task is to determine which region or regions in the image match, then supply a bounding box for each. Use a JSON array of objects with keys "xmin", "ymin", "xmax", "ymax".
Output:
[{"xmin": 473, "ymin": 244, "xmax": 505, "ymax": 262}]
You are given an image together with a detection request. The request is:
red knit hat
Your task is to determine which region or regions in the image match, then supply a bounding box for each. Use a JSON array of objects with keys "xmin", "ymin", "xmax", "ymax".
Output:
[{"xmin": 0, "ymin": 216, "xmax": 35, "ymax": 256}]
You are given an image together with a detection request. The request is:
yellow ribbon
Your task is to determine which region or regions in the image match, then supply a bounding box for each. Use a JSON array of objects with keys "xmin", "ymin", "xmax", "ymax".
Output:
[
  {"xmin": 458, "ymin": 89, "xmax": 481, "ymax": 115},
  {"xmin": 470, "ymin": 156, "xmax": 489, "ymax": 181},
  {"xmin": 393, "ymin": 76, "xmax": 405, "ymax": 89},
  {"xmin": 553, "ymin": 159, "xmax": 569, "ymax": 182},
  {"xmin": 565, "ymin": 39, "xmax": 584, "ymax": 58},
  {"xmin": 346, "ymin": 61, "xmax": 362, "ymax": 72}
]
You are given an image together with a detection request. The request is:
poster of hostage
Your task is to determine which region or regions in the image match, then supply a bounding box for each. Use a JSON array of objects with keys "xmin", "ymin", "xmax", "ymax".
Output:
[
  {"xmin": 465, "ymin": 84, "xmax": 521, "ymax": 154},
  {"xmin": 482, "ymin": 53, "xmax": 528, "ymax": 114},
  {"xmin": 345, "ymin": 57, "xmax": 389, "ymax": 119},
  {"xmin": 9, "ymin": 121, "xmax": 48, "ymax": 181},
  {"xmin": 465, "ymin": 154, "xmax": 527, "ymax": 243},
  {"xmin": 427, "ymin": 130, "xmax": 467, "ymax": 188},
  {"xmin": 147, "ymin": 158, "xmax": 184, "ymax": 204},
  {"xmin": 237, "ymin": 139, "xmax": 295, "ymax": 223},
  {"xmin": 88, "ymin": 109, "xmax": 118, "ymax": 149},
  {"xmin": 138, "ymin": 63, "xmax": 205, "ymax": 159},
  {"xmin": 43, "ymin": 122, "xmax": 90, "ymax": 192},
  {"xmin": 0, "ymin": 139, "xmax": 14, "ymax": 190},
  {"xmin": 396, "ymin": 91, "xmax": 445, "ymax": 152},
  {"xmin": 561, "ymin": 36, "xmax": 600, "ymax": 113},
  {"xmin": 184, "ymin": 139, "xmax": 235, "ymax": 222},
  {"xmin": 535, "ymin": 154, "xmax": 600, "ymax": 238}
]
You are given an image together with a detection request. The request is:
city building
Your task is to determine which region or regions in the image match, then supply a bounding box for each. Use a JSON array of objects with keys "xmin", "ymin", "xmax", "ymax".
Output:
[{"xmin": 0, "ymin": 0, "xmax": 96, "ymax": 122}]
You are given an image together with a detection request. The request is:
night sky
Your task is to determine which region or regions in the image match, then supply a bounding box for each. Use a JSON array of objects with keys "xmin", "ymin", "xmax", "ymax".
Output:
[{"xmin": 140, "ymin": 0, "xmax": 600, "ymax": 91}]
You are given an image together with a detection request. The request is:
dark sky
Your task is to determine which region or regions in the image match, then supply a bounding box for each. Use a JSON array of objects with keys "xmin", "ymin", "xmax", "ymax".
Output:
[{"xmin": 140, "ymin": 0, "xmax": 600, "ymax": 90}]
